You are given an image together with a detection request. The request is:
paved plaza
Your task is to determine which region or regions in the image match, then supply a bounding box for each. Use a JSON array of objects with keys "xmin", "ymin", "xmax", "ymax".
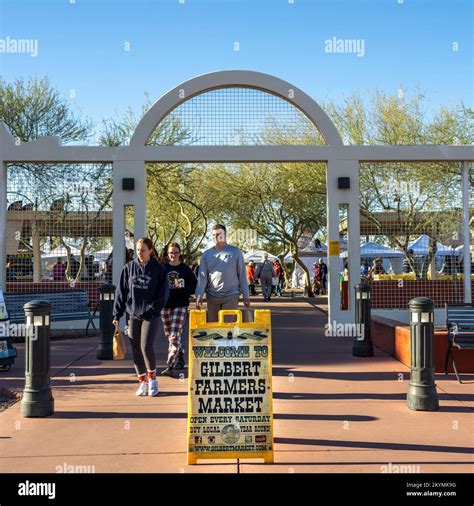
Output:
[{"xmin": 1, "ymin": 299, "xmax": 472, "ymax": 474}]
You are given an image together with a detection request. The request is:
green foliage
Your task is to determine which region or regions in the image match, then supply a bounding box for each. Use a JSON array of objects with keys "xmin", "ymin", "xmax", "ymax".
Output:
[
  {"xmin": 1, "ymin": 76, "xmax": 110, "ymax": 280},
  {"xmin": 325, "ymin": 88, "xmax": 472, "ymax": 276},
  {"xmin": 0, "ymin": 76, "xmax": 92, "ymax": 144},
  {"xmin": 100, "ymin": 95, "xmax": 206, "ymax": 262}
]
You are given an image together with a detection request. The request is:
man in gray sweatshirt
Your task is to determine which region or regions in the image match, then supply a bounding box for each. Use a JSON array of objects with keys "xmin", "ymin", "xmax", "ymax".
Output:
[{"xmin": 195, "ymin": 224, "xmax": 250, "ymax": 322}]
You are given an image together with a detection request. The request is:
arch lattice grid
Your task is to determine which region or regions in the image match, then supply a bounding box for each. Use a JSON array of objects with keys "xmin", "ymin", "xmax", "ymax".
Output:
[
  {"xmin": 355, "ymin": 162, "xmax": 472, "ymax": 311},
  {"xmin": 148, "ymin": 87, "xmax": 325, "ymax": 146},
  {"xmin": 5, "ymin": 163, "xmax": 114, "ymax": 325}
]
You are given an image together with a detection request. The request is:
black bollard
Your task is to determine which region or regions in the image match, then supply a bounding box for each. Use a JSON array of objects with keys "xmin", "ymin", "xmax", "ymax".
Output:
[
  {"xmin": 21, "ymin": 300, "xmax": 54, "ymax": 417},
  {"xmin": 407, "ymin": 297, "xmax": 439, "ymax": 411},
  {"xmin": 352, "ymin": 283, "xmax": 374, "ymax": 357},
  {"xmin": 97, "ymin": 283, "xmax": 116, "ymax": 360}
]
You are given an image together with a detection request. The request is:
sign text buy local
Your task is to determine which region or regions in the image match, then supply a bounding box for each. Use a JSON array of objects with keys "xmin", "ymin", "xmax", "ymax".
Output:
[{"xmin": 187, "ymin": 309, "xmax": 274, "ymax": 464}]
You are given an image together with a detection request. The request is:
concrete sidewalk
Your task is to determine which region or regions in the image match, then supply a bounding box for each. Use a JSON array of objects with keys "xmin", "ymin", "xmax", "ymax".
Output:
[{"xmin": 0, "ymin": 300, "xmax": 473, "ymax": 473}]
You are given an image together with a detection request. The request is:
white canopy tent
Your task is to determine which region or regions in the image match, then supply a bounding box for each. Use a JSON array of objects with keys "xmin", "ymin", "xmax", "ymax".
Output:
[
  {"xmin": 42, "ymin": 247, "xmax": 112, "ymax": 261},
  {"xmin": 408, "ymin": 235, "xmax": 459, "ymax": 256},
  {"xmin": 284, "ymin": 245, "xmax": 327, "ymax": 262},
  {"xmin": 41, "ymin": 246, "xmax": 82, "ymax": 259},
  {"xmin": 286, "ymin": 243, "xmax": 335, "ymax": 285},
  {"xmin": 244, "ymin": 250, "xmax": 278, "ymax": 263},
  {"xmin": 340, "ymin": 242, "xmax": 404, "ymax": 259},
  {"xmin": 341, "ymin": 241, "xmax": 405, "ymax": 274},
  {"xmin": 89, "ymin": 249, "xmax": 113, "ymax": 262},
  {"xmin": 40, "ymin": 246, "xmax": 112, "ymax": 279}
]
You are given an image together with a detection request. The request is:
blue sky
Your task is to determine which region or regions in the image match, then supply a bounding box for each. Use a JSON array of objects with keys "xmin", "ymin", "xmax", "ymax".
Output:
[{"xmin": 0, "ymin": 0, "xmax": 473, "ymax": 138}]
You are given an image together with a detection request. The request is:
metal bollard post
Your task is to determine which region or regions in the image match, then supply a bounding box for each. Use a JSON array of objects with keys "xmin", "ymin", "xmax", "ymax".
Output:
[
  {"xmin": 97, "ymin": 283, "xmax": 116, "ymax": 360},
  {"xmin": 407, "ymin": 297, "xmax": 439, "ymax": 411},
  {"xmin": 352, "ymin": 283, "xmax": 374, "ymax": 357},
  {"xmin": 21, "ymin": 300, "xmax": 54, "ymax": 417}
]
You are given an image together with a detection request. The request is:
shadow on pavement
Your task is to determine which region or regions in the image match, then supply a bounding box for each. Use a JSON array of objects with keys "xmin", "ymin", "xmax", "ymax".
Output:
[
  {"xmin": 273, "ymin": 391, "xmax": 474, "ymax": 403},
  {"xmin": 273, "ymin": 367, "xmax": 410, "ymax": 381},
  {"xmin": 51, "ymin": 411, "xmax": 187, "ymax": 419},
  {"xmin": 242, "ymin": 460, "xmax": 473, "ymax": 467},
  {"xmin": 274, "ymin": 437, "xmax": 474, "ymax": 455},
  {"xmin": 274, "ymin": 413, "xmax": 378, "ymax": 421}
]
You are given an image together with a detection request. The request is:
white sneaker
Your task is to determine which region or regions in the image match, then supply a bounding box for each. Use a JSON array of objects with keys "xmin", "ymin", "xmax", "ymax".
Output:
[
  {"xmin": 136, "ymin": 381, "xmax": 148, "ymax": 396},
  {"xmin": 148, "ymin": 378, "xmax": 159, "ymax": 397}
]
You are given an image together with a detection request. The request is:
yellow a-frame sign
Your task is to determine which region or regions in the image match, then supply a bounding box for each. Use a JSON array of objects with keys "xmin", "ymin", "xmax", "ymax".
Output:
[{"xmin": 187, "ymin": 309, "xmax": 274, "ymax": 465}]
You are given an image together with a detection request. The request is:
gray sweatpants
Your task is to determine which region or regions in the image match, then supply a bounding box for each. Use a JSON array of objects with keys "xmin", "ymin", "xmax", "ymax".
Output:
[
  {"xmin": 128, "ymin": 315, "xmax": 160, "ymax": 376},
  {"xmin": 205, "ymin": 293, "xmax": 242, "ymax": 323}
]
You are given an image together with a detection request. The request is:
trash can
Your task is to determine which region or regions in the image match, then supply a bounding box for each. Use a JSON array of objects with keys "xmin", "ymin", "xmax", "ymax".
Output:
[{"xmin": 0, "ymin": 289, "xmax": 17, "ymax": 372}]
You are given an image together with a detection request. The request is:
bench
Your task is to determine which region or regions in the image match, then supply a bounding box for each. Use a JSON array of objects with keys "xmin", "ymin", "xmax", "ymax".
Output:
[
  {"xmin": 4, "ymin": 290, "xmax": 97, "ymax": 336},
  {"xmin": 445, "ymin": 303, "xmax": 474, "ymax": 383}
]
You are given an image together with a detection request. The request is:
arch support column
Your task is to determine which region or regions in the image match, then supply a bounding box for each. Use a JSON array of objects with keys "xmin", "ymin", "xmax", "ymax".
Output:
[
  {"xmin": 326, "ymin": 159, "xmax": 361, "ymax": 325},
  {"xmin": 0, "ymin": 161, "xmax": 6, "ymax": 291},
  {"xmin": 112, "ymin": 161, "xmax": 147, "ymax": 285}
]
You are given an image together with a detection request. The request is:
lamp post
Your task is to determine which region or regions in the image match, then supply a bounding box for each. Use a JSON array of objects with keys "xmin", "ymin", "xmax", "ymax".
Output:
[
  {"xmin": 21, "ymin": 300, "xmax": 54, "ymax": 417},
  {"xmin": 407, "ymin": 297, "xmax": 439, "ymax": 411},
  {"xmin": 97, "ymin": 283, "xmax": 116, "ymax": 360},
  {"xmin": 352, "ymin": 283, "xmax": 373, "ymax": 357}
]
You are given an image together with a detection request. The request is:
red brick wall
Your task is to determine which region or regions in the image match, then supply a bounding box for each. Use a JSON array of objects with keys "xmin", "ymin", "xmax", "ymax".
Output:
[
  {"xmin": 372, "ymin": 317, "xmax": 474, "ymax": 373},
  {"xmin": 368, "ymin": 280, "xmax": 471, "ymax": 309},
  {"xmin": 340, "ymin": 280, "xmax": 471, "ymax": 310}
]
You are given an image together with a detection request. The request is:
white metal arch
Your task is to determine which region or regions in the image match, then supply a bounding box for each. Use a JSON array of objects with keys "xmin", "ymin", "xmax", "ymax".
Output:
[
  {"xmin": 130, "ymin": 70, "xmax": 344, "ymax": 147},
  {"xmin": 0, "ymin": 70, "xmax": 472, "ymax": 326}
]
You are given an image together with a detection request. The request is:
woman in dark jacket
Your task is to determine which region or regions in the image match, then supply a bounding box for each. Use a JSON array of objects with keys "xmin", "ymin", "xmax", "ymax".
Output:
[
  {"xmin": 160, "ymin": 242, "xmax": 197, "ymax": 378},
  {"xmin": 112, "ymin": 237, "xmax": 169, "ymax": 397}
]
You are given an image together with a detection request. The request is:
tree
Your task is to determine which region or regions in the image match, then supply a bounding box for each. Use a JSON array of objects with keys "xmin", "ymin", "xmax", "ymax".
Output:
[
  {"xmin": 325, "ymin": 89, "xmax": 473, "ymax": 279},
  {"xmin": 0, "ymin": 77, "xmax": 109, "ymax": 281},
  {"xmin": 0, "ymin": 76, "xmax": 92, "ymax": 144},
  {"xmin": 206, "ymin": 162, "xmax": 326, "ymax": 296},
  {"xmin": 100, "ymin": 96, "xmax": 213, "ymax": 262}
]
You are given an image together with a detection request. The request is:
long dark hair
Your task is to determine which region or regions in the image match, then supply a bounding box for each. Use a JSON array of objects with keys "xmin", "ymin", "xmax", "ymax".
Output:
[
  {"xmin": 163, "ymin": 242, "xmax": 184, "ymax": 264},
  {"xmin": 136, "ymin": 237, "xmax": 157, "ymax": 258}
]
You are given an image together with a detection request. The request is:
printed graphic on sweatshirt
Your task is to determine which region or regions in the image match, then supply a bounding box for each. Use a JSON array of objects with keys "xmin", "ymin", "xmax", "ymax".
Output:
[
  {"xmin": 132, "ymin": 273, "xmax": 152, "ymax": 290},
  {"xmin": 168, "ymin": 270, "xmax": 184, "ymax": 289}
]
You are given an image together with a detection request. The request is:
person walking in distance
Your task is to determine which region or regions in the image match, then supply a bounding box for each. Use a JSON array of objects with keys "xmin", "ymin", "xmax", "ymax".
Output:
[
  {"xmin": 195, "ymin": 224, "xmax": 250, "ymax": 322},
  {"xmin": 318, "ymin": 257, "xmax": 328, "ymax": 295},
  {"xmin": 246, "ymin": 261, "xmax": 257, "ymax": 296},
  {"xmin": 314, "ymin": 257, "xmax": 328, "ymax": 295},
  {"xmin": 160, "ymin": 242, "xmax": 197, "ymax": 378},
  {"xmin": 112, "ymin": 238, "xmax": 169, "ymax": 397},
  {"xmin": 52, "ymin": 258, "xmax": 66, "ymax": 281},
  {"xmin": 256, "ymin": 253, "xmax": 275, "ymax": 302},
  {"xmin": 272, "ymin": 259, "xmax": 283, "ymax": 296}
]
